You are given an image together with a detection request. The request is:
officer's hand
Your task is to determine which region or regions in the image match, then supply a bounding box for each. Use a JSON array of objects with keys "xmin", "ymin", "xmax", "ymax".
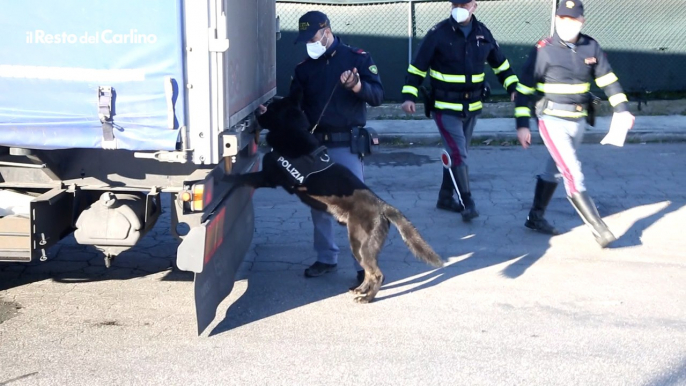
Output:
[
  {"xmin": 401, "ymin": 101, "xmax": 416, "ymax": 114},
  {"xmin": 341, "ymin": 68, "xmax": 361, "ymax": 92},
  {"xmin": 613, "ymin": 111, "xmax": 636, "ymax": 130},
  {"xmin": 511, "ymin": 92, "xmax": 516, "ymax": 102},
  {"xmin": 256, "ymin": 104, "xmax": 267, "ymax": 116},
  {"xmin": 517, "ymin": 127, "xmax": 531, "ymax": 149}
]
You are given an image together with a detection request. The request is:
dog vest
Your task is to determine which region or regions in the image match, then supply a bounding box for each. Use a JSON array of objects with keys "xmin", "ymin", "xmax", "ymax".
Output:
[{"xmin": 270, "ymin": 146, "xmax": 334, "ymax": 186}]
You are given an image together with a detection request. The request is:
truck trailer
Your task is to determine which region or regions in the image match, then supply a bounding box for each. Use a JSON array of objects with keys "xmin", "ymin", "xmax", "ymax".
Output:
[{"xmin": 0, "ymin": 0, "xmax": 278, "ymax": 334}]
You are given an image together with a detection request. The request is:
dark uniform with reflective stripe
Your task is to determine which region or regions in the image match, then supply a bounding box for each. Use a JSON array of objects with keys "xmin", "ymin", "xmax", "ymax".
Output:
[
  {"xmin": 515, "ymin": 24, "xmax": 629, "ymax": 247},
  {"xmin": 402, "ymin": 14, "xmax": 518, "ymax": 221},
  {"xmin": 403, "ymin": 16, "xmax": 518, "ymax": 116},
  {"xmin": 514, "ymin": 33, "xmax": 628, "ymax": 127}
]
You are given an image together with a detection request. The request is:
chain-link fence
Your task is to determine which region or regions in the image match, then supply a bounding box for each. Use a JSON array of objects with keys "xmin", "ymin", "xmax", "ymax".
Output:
[{"xmin": 276, "ymin": 0, "xmax": 686, "ymax": 102}]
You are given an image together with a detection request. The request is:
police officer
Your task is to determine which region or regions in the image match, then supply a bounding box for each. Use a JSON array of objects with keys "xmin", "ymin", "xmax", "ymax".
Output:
[
  {"xmin": 514, "ymin": 0, "xmax": 634, "ymax": 248},
  {"xmin": 401, "ymin": 0, "xmax": 519, "ymax": 222},
  {"xmin": 290, "ymin": 11, "xmax": 384, "ymax": 281}
]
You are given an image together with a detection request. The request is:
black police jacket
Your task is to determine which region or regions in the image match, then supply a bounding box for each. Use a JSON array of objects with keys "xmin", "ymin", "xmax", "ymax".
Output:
[
  {"xmin": 514, "ymin": 32, "xmax": 629, "ymax": 128},
  {"xmin": 290, "ymin": 37, "xmax": 384, "ymax": 132},
  {"xmin": 402, "ymin": 15, "xmax": 518, "ymax": 117}
]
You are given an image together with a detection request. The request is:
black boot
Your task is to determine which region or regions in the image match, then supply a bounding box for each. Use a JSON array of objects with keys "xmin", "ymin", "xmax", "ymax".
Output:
[
  {"xmin": 524, "ymin": 176, "xmax": 560, "ymax": 235},
  {"xmin": 436, "ymin": 168, "xmax": 464, "ymax": 213},
  {"xmin": 453, "ymin": 165, "xmax": 479, "ymax": 222},
  {"xmin": 569, "ymin": 191, "xmax": 616, "ymax": 248}
]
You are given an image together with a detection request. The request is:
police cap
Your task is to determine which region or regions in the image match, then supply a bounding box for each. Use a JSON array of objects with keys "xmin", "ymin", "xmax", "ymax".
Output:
[
  {"xmin": 448, "ymin": 0, "xmax": 472, "ymax": 4},
  {"xmin": 294, "ymin": 11, "xmax": 330, "ymax": 44},
  {"xmin": 556, "ymin": 0, "xmax": 584, "ymax": 18}
]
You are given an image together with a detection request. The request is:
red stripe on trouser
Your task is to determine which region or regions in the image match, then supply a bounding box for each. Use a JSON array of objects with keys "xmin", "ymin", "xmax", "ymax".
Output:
[
  {"xmin": 538, "ymin": 119, "xmax": 578, "ymax": 195},
  {"xmin": 434, "ymin": 112, "xmax": 462, "ymax": 166}
]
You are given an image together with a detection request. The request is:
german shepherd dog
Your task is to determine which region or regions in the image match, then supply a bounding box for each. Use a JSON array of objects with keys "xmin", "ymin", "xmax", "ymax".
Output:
[{"xmin": 226, "ymin": 91, "xmax": 443, "ymax": 303}]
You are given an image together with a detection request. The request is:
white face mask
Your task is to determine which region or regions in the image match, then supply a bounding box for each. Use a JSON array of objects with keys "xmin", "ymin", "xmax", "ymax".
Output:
[
  {"xmin": 451, "ymin": 5, "xmax": 473, "ymax": 24},
  {"xmin": 306, "ymin": 32, "xmax": 328, "ymax": 59},
  {"xmin": 555, "ymin": 19, "xmax": 583, "ymax": 42}
]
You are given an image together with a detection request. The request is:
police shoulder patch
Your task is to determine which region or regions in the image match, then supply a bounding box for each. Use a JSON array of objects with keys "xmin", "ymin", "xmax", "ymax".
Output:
[
  {"xmin": 536, "ymin": 37, "xmax": 552, "ymax": 49},
  {"xmin": 369, "ymin": 65, "xmax": 378, "ymax": 75}
]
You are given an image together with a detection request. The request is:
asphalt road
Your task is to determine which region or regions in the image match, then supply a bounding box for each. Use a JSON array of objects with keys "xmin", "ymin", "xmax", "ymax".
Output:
[{"xmin": 1, "ymin": 143, "xmax": 685, "ymax": 386}]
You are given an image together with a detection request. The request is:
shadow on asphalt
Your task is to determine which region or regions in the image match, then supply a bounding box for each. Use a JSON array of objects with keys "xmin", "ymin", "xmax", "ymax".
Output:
[
  {"xmin": 210, "ymin": 186, "xmax": 684, "ymax": 334},
  {"xmin": 644, "ymin": 356, "xmax": 686, "ymax": 386}
]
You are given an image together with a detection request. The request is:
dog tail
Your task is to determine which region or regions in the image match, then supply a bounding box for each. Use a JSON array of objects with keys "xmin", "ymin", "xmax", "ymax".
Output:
[{"xmin": 383, "ymin": 205, "xmax": 443, "ymax": 268}]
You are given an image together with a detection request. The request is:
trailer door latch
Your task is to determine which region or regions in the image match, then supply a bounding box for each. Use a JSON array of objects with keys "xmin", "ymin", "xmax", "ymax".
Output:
[{"xmin": 98, "ymin": 86, "xmax": 117, "ymax": 148}]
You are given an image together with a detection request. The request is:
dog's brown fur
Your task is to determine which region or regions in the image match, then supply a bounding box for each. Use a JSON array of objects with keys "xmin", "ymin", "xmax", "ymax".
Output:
[{"xmin": 227, "ymin": 92, "xmax": 443, "ymax": 303}]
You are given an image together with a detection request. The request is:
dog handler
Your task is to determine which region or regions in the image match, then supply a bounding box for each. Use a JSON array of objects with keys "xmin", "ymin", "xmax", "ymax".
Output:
[
  {"xmin": 514, "ymin": 0, "xmax": 634, "ymax": 247},
  {"xmin": 290, "ymin": 11, "xmax": 384, "ymax": 283}
]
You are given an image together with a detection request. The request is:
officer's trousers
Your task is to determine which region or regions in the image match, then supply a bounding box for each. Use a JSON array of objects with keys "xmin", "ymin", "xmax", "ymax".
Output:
[
  {"xmin": 311, "ymin": 146, "xmax": 363, "ymax": 270},
  {"xmin": 538, "ymin": 115, "xmax": 586, "ymax": 195},
  {"xmin": 433, "ymin": 111, "xmax": 478, "ymax": 167}
]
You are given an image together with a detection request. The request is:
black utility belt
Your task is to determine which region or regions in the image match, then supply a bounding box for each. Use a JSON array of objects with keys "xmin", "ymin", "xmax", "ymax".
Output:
[
  {"xmin": 433, "ymin": 89, "xmax": 483, "ymax": 101},
  {"xmin": 313, "ymin": 131, "xmax": 351, "ymax": 144},
  {"xmin": 313, "ymin": 127, "xmax": 380, "ymax": 157},
  {"xmin": 544, "ymin": 101, "xmax": 587, "ymax": 113}
]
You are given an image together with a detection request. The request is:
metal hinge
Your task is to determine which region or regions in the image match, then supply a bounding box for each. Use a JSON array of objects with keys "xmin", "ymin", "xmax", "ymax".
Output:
[
  {"xmin": 208, "ymin": 11, "xmax": 229, "ymax": 52},
  {"xmin": 133, "ymin": 151, "xmax": 189, "ymax": 163}
]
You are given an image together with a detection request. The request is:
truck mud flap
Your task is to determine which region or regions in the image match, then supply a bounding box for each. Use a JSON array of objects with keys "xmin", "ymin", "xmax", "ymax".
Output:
[{"xmin": 177, "ymin": 184, "xmax": 254, "ymax": 335}]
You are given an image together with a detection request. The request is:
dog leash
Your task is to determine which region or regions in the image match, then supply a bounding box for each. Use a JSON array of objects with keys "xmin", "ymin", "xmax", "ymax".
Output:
[{"xmin": 310, "ymin": 70, "xmax": 359, "ymax": 134}]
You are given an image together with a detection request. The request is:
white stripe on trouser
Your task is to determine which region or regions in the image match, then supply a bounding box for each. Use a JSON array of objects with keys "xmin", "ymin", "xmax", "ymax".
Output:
[
  {"xmin": 538, "ymin": 115, "xmax": 586, "ymax": 196},
  {"xmin": 311, "ymin": 147, "xmax": 363, "ymax": 270}
]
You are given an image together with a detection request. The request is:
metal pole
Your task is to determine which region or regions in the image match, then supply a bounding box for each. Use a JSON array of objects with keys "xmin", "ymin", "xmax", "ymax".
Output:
[
  {"xmin": 408, "ymin": 0, "xmax": 413, "ymax": 64},
  {"xmin": 0, "ymin": 161, "xmax": 46, "ymax": 169},
  {"xmin": 550, "ymin": 0, "xmax": 557, "ymax": 36}
]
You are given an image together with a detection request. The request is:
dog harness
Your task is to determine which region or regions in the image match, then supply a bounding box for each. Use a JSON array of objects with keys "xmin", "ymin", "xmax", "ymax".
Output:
[{"xmin": 270, "ymin": 146, "xmax": 334, "ymax": 186}]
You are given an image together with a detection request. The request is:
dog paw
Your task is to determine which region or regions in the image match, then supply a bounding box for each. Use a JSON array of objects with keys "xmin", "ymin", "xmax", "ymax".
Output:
[
  {"xmin": 350, "ymin": 283, "xmax": 370, "ymax": 295},
  {"xmin": 354, "ymin": 295, "xmax": 373, "ymax": 304},
  {"xmin": 352, "ymin": 288, "xmax": 367, "ymax": 296}
]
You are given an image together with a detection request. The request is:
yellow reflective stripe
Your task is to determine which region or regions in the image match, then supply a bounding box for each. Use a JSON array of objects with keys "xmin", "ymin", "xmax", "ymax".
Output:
[
  {"xmin": 433, "ymin": 100, "xmax": 482, "ymax": 111},
  {"xmin": 516, "ymin": 83, "xmax": 535, "ymax": 95},
  {"xmin": 434, "ymin": 100, "xmax": 463, "ymax": 111},
  {"xmin": 408, "ymin": 65, "xmax": 427, "ymax": 78},
  {"xmin": 430, "ymin": 69, "xmax": 466, "ymax": 83},
  {"xmin": 514, "ymin": 107, "xmax": 531, "ymax": 118},
  {"xmin": 402, "ymin": 85, "xmax": 418, "ymax": 97},
  {"xmin": 596, "ymin": 72, "xmax": 619, "ymax": 88},
  {"xmin": 609, "ymin": 93, "xmax": 628, "ymax": 106},
  {"xmin": 503, "ymin": 75, "xmax": 518, "ymax": 89},
  {"xmin": 537, "ymin": 82, "xmax": 590, "ymax": 94},
  {"xmin": 469, "ymin": 101, "xmax": 483, "ymax": 111},
  {"xmin": 543, "ymin": 109, "xmax": 588, "ymax": 118},
  {"xmin": 429, "ymin": 70, "xmax": 484, "ymax": 84},
  {"xmin": 492, "ymin": 60, "xmax": 510, "ymax": 75}
]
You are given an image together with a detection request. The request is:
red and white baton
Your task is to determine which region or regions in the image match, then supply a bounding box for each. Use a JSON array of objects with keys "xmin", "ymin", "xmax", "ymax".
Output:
[{"xmin": 440, "ymin": 150, "xmax": 464, "ymax": 207}]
